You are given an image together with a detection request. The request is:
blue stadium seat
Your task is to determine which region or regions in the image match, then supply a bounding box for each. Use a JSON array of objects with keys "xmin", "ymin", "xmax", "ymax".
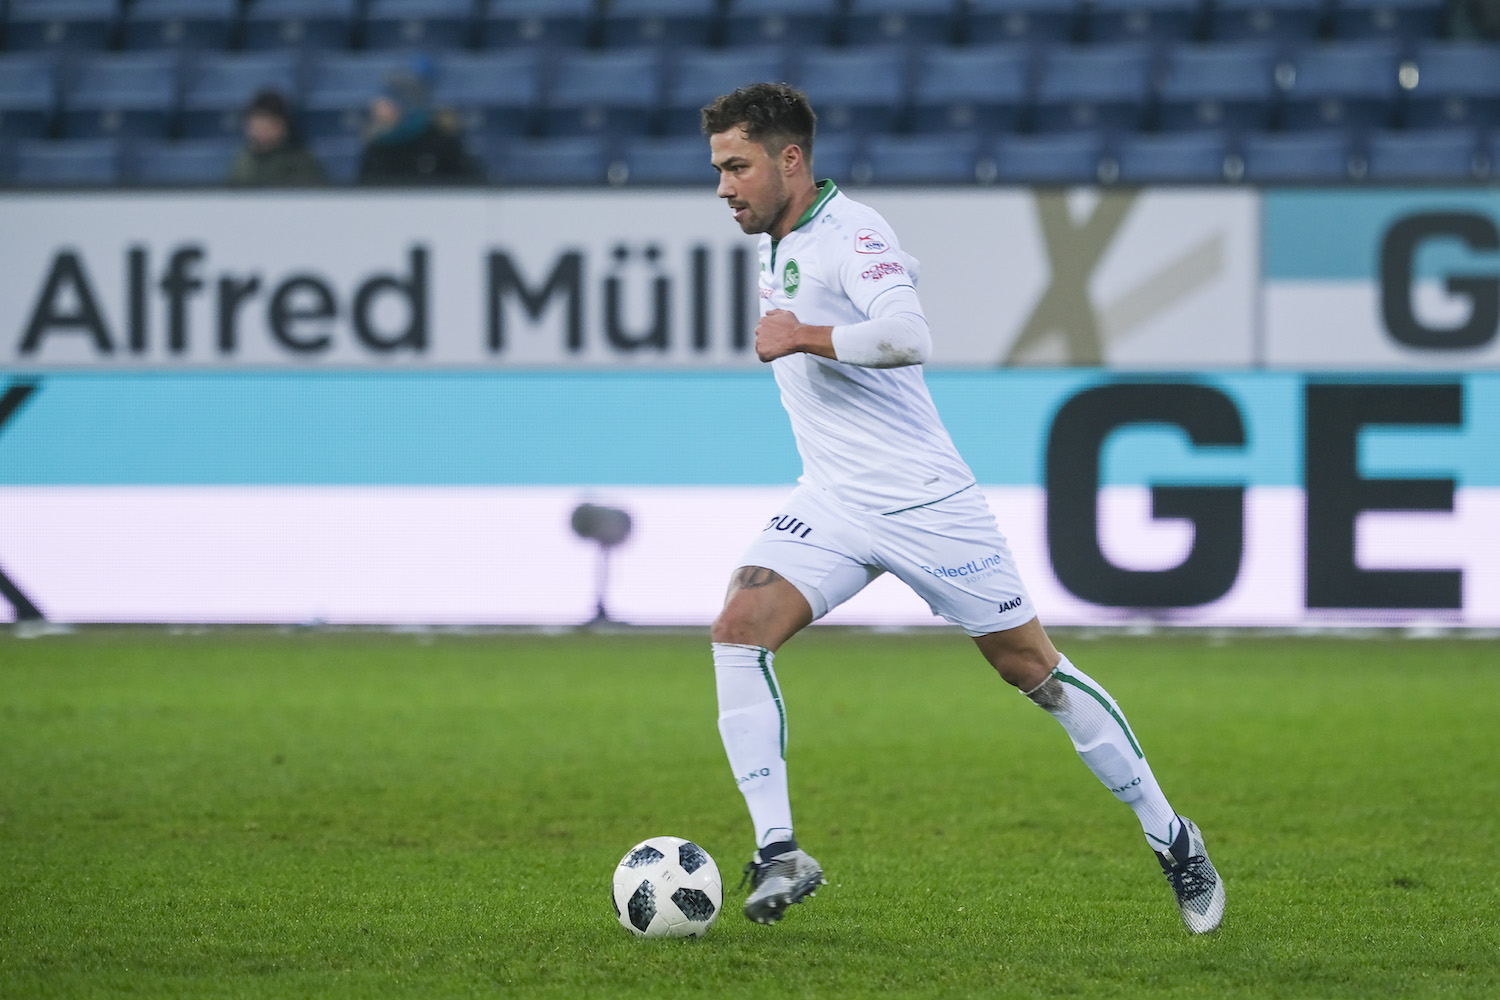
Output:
[
  {"xmin": 488, "ymin": 134, "xmax": 612, "ymax": 185},
  {"xmin": 662, "ymin": 46, "xmax": 788, "ymax": 136},
  {"xmin": 1208, "ymin": 0, "xmax": 1326, "ymax": 44},
  {"xmin": 61, "ymin": 51, "xmax": 181, "ymax": 140},
  {"xmin": 1240, "ymin": 127, "xmax": 1354, "ymax": 180},
  {"xmin": 1277, "ymin": 40, "xmax": 1400, "ymax": 130},
  {"xmin": 1329, "ymin": 0, "xmax": 1443, "ymax": 41},
  {"xmin": 0, "ymin": 53, "xmax": 58, "ymax": 141},
  {"xmin": 964, "ymin": 0, "xmax": 1081, "ymax": 46},
  {"xmin": 863, "ymin": 132, "xmax": 985, "ymax": 183},
  {"xmin": 792, "ymin": 45, "xmax": 909, "ymax": 135},
  {"xmin": 1366, "ymin": 127, "xmax": 1481, "ymax": 180},
  {"xmin": 180, "ymin": 51, "xmax": 302, "ymax": 139},
  {"xmin": 242, "ymin": 0, "xmax": 358, "ymax": 51},
  {"xmin": 543, "ymin": 48, "xmax": 665, "ymax": 137},
  {"xmin": 430, "ymin": 51, "xmax": 538, "ymax": 140},
  {"xmin": 844, "ymin": 0, "xmax": 960, "ymax": 45},
  {"xmin": 129, "ymin": 136, "xmax": 240, "ymax": 186},
  {"xmin": 990, "ymin": 130, "xmax": 1103, "ymax": 182},
  {"xmin": 14, "ymin": 137, "xmax": 122, "ymax": 185},
  {"xmin": 1088, "ymin": 0, "xmax": 1205, "ymax": 44},
  {"xmin": 302, "ymin": 52, "xmax": 416, "ymax": 139},
  {"xmin": 1113, "ymin": 129, "xmax": 1231, "ymax": 182},
  {"xmin": 1033, "ymin": 42, "xmax": 1155, "ymax": 133},
  {"xmin": 121, "ymin": 0, "xmax": 238, "ymax": 52},
  {"xmin": 1404, "ymin": 42, "xmax": 1500, "ymax": 129},
  {"xmin": 363, "ymin": 0, "xmax": 477, "ymax": 52},
  {"xmin": 308, "ymin": 133, "xmax": 363, "ymax": 183},
  {"xmin": 807, "ymin": 132, "xmax": 860, "ymax": 183},
  {"xmin": 723, "ymin": 0, "xmax": 842, "ymax": 47},
  {"xmin": 619, "ymin": 133, "xmax": 714, "ymax": 184},
  {"xmin": 600, "ymin": 0, "xmax": 719, "ymax": 48},
  {"xmin": 908, "ymin": 43, "xmax": 1030, "ymax": 135},
  {"xmin": 479, "ymin": 0, "xmax": 595, "ymax": 50},
  {"xmin": 1157, "ymin": 41, "xmax": 1279, "ymax": 131},
  {"xmin": 5, "ymin": 0, "xmax": 116, "ymax": 52}
]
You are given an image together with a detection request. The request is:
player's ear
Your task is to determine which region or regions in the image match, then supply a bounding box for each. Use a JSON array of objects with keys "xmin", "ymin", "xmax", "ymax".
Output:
[{"xmin": 781, "ymin": 142, "xmax": 805, "ymax": 177}]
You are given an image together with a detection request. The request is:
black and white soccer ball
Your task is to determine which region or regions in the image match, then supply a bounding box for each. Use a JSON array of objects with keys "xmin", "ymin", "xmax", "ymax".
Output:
[{"xmin": 611, "ymin": 836, "xmax": 723, "ymax": 938}]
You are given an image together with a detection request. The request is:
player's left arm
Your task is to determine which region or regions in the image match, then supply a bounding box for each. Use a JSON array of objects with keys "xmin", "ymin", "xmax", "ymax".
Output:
[{"xmin": 753, "ymin": 294, "xmax": 930, "ymax": 368}]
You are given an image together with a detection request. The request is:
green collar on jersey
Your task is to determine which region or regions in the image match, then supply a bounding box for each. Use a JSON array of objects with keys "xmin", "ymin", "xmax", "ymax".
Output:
[{"xmin": 770, "ymin": 179, "xmax": 838, "ymax": 268}]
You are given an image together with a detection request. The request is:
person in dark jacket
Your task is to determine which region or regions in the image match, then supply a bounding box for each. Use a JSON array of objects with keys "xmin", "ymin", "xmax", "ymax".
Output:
[
  {"xmin": 226, "ymin": 89, "xmax": 327, "ymax": 187},
  {"xmin": 358, "ymin": 68, "xmax": 482, "ymax": 186}
]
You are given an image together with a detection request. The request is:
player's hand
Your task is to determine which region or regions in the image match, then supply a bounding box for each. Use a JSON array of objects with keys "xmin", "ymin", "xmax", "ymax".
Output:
[{"xmin": 755, "ymin": 310, "xmax": 835, "ymax": 362}]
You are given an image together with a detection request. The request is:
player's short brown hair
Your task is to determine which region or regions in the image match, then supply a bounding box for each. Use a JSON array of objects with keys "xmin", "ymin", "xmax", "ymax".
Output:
[{"xmin": 701, "ymin": 82, "xmax": 816, "ymax": 161}]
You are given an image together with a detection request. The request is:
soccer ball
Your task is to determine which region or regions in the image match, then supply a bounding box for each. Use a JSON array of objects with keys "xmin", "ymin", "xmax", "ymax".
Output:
[{"xmin": 611, "ymin": 836, "xmax": 723, "ymax": 938}]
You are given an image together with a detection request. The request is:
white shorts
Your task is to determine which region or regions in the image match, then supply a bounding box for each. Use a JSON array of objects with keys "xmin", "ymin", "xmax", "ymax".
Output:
[{"xmin": 734, "ymin": 483, "xmax": 1037, "ymax": 637}]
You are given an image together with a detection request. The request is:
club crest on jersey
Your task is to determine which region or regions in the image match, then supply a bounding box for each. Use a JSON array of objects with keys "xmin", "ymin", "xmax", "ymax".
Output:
[
  {"xmin": 782, "ymin": 259, "xmax": 800, "ymax": 297},
  {"xmin": 855, "ymin": 228, "xmax": 889, "ymax": 254}
]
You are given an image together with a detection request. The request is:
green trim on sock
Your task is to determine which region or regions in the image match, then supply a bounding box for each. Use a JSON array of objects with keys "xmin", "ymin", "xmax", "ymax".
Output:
[
  {"xmin": 1145, "ymin": 817, "xmax": 1179, "ymax": 849},
  {"xmin": 1055, "ymin": 669, "xmax": 1144, "ymax": 760},
  {"xmin": 759, "ymin": 647, "xmax": 787, "ymax": 759}
]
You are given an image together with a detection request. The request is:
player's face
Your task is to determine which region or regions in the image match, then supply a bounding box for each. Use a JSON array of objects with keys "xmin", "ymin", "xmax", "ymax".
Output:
[{"xmin": 710, "ymin": 128, "xmax": 793, "ymax": 238}]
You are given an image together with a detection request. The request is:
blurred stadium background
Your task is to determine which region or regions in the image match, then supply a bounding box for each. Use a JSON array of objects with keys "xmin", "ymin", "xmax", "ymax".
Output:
[{"xmin": 0, "ymin": 0, "xmax": 1498, "ymax": 187}]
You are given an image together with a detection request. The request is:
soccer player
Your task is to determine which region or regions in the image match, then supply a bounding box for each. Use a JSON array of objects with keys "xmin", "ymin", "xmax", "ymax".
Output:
[{"xmin": 702, "ymin": 83, "xmax": 1225, "ymax": 934}]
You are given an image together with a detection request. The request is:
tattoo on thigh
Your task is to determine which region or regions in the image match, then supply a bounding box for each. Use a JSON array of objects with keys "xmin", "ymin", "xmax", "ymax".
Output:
[{"xmin": 732, "ymin": 566, "xmax": 783, "ymax": 590}]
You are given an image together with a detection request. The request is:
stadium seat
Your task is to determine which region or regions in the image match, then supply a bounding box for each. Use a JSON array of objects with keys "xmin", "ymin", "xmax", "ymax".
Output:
[
  {"xmin": 843, "ymin": 0, "xmax": 960, "ymax": 45},
  {"xmin": 1033, "ymin": 42, "xmax": 1155, "ymax": 134},
  {"xmin": 488, "ymin": 134, "xmax": 612, "ymax": 185},
  {"xmin": 600, "ymin": 0, "xmax": 720, "ymax": 48},
  {"xmin": 5, "ymin": 0, "xmax": 116, "ymax": 52},
  {"xmin": 1157, "ymin": 41, "xmax": 1279, "ymax": 131},
  {"xmin": 1276, "ymin": 40, "xmax": 1400, "ymax": 130},
  {"xmin": 302, "ymin": 52, "xmax": 417, "ymax": 139},
  {"xmin": 180, "ymin": 51, "xmax": 302, "ymax": 139},
  {"xmin": 543, "ymin": 48, "xmax": 665, "ymax": 138},
  {"xmin": 1366, "ymin": 127, "xmax": 1482, "ymax": 180},
  {"xmin": 242, "ymin": 0, "xmax": 358, "ymax": 51},
  {"xmin": 907, "ymin": 43, "xmax": 1030, "ymax": 135},
  {"xmin": 13, "ymin": 137, "xmax": 123, "ymax": 186},
  {"xmin": 1087, "ymin": 0, "xmax": 1205, "ymax": 44},
  {"xmin": 128, "ymin": 136, "xmax": 240, "ymax": 186},
  {"xmin": 1207, "ymin": 0, "xmax": 1325, "ymax": 44},
  {"xmin": 862, "ymin": 132, "xmax": 986, "ymax": 183},
  {"xmin": 1403, "ymin": 42, "xmax": 1500, "ymax": 129},
  {"xmin": 61, "ymin": 52, "xmax": 181, "ymax": 140},
  {"xmin": 1112, "ymin": 129, "xmax": 1232, "ymax": 182},
  {"xmin": 1329, "ymin": 0, "xmax": 1443, "ymax": 41},
  {"xmin": 791, "ymin": 45, "xmax": 909, "ymax": 135},
  {"xmin": 362, "ymin": 0, "xmax": 477, "ymax": 52},
  {"xmin": 479, "ymin": 0, "xmax": 595, "ymax": 50},
  {"xmin": 990, "ymin": 130, "xmax": 1103, "ymax": 182},
  {"xmin": 722, "ymin": 0, "xmax": 842, "ymax": 47},
  {"xmin": 0, "ymin": 53, "xmax": 58, "ymax": 141},
  {"xmin": 807, "ymin": 132, "xmax": 861, "ymax": 183},
  {"xmin": 662, "ymin": 46, "xmax": 788, "ymax": 136},
  {"xmin": 1239, "ymin": 127, "xmax": 1355, "ymax": 180},
  {"xmin": 121, "ymin": 0, "xmax": 238, "ymax": 52},
  {"xmin": 618, "ymin": 133, "xmax": 714, "ymax": 184},
  {"xmin": 308, "ymin": 132, "xmax": 363, "ymax": 184},
  {"xmin": 431, "ymin": 51, "xmax": 540, "ymax": 140},
  {"xmin": 963, "ymin": 0, "xmax": 1081, "ymax": 46}
]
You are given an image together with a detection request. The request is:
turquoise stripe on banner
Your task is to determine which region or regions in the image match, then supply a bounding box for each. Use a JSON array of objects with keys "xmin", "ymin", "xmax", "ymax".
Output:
[
  {"xmin": 1265, "ymin": 189, "xmax": 1500, "ymax": 281},
  {"xmin": 1, "ymin": 371, "xmax": 1495, "ymax": 488}
]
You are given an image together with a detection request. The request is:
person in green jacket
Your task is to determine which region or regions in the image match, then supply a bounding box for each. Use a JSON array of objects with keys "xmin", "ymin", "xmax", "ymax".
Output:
[{"xmin": 226, "ymin": 89, "xmax": 327, "ymax": 187}]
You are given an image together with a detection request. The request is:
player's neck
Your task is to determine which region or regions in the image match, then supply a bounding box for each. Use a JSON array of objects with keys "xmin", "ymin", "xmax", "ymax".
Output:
[{"xmin": 769, "ymin": 177, "xmax": 823, "ymax": 241}]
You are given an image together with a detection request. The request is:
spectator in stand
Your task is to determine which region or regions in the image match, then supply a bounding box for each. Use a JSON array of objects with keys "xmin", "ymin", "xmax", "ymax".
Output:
[
  {"xmin": 358, "ymin": 64, "xmax": 482, "ymax": 185},
  {"xmin": 227, "ymin": 89, "xmax": 327, "ymax": 186}
]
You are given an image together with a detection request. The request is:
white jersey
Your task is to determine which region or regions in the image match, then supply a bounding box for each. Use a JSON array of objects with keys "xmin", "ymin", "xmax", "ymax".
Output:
[{"xmin": 759, "ymin": 181, "xmax": 975, "ymax": 513}]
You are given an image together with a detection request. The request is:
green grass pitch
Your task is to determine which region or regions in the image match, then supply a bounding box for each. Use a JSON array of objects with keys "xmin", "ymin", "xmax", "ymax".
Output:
[{"xmin": 2, "ymin": 627, "xmax": 1497, "ymax": 999}]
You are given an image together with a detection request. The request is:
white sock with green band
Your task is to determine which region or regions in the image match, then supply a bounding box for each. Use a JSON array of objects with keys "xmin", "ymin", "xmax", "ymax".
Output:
[
  {"xmin": 714, "ymin": 642, "xmax": 794, "ymax": 849},
  {"xmin": 1025, "ymin": 655, "xmax": 1180, "ymax": 851}
]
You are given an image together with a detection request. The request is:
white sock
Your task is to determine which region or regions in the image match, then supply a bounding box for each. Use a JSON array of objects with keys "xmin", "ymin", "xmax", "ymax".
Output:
[
  {"xmin": 1025, "ymin": 654, "xmax": 1180, "ymax": 851},
  {"xmin": 714, "ymin": 642, "xmax": 794, "ymax": 849}
]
